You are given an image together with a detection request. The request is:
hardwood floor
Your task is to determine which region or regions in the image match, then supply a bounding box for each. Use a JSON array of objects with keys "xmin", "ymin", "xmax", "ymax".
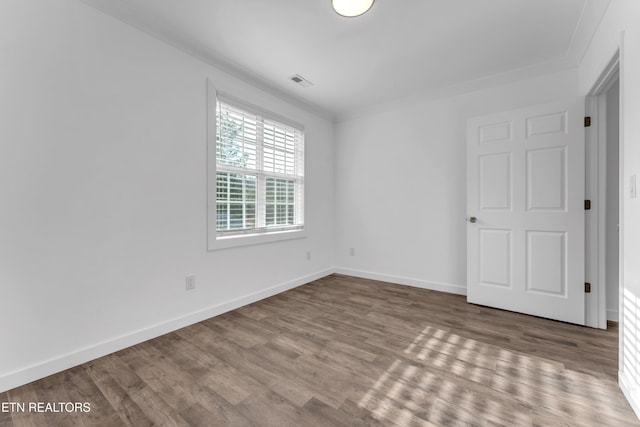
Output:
[{"xmin": 2, "ymin": 274, "xmax": 637, "ymax": 426}]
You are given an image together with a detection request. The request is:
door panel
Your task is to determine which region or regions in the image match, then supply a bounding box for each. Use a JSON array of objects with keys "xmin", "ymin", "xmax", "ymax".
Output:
[
  {"xmin": 479, "ymin": 229, "xmax": 512, "ymax": 288},
  {"xmin": 467, "ymin": 100, "xmax": 585, "ymax": 325},
  {"xmin": 480, "ymin": 153, "xmax": 512, "ymax": 210},
  {"xmin": 526, "ymin": 111, "xmax": 567, "ymax": 137},
  {"xmin": 526, "ymin": 230, "xmax": 566, "ymax": 296},
  {"xmin": 526, "ymin": 147, "xmax": 566, "ymax": 211},
  {"xmin": 479, "ymin": 121, "xmax": 512, "ymax": 144}
]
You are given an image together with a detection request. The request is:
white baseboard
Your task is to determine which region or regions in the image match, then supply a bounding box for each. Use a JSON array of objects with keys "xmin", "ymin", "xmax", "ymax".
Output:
[
  {"xmin": 608, "ymin": 309, "xmax": 620, "ymax": 322},
  {"xmin": 0, "ymin": 268, "xmax": 334, "ymax": 394},
  {"xmin": 334, "ymin": 267, "xmax": 467, "ymax": 296},
  {"xmin": 620, "ymin": 371, "xmax": 640, "ymax": 421}
]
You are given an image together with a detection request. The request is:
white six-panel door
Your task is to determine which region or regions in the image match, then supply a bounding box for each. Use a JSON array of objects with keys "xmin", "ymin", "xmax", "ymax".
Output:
[{"xmin": 467, "ymin": 100, "xmax": 586, "ymax": 325}]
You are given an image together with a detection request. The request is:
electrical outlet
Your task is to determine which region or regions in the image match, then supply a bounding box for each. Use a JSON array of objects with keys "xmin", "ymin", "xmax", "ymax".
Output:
[
  {"xmin": 185, "ymin": 275, "xmax": 195, "ymax": 291},
  {"xmin": 306, "ymin": 251, "xmax": 311, "ymax": 261},
  {"xmin": 350, "ymin": 248, "xmax": 355, "ymax": 256}
]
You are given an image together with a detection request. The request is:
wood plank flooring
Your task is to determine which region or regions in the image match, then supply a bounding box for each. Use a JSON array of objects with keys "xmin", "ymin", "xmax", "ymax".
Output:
[{"xmin": 2, "ymin": 274, "xmax": 637, "ymax": 426}]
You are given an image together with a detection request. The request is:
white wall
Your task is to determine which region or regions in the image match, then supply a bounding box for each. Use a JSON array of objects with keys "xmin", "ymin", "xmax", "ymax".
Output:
[
  {"xmin": 0, "ymin": 0, "xmax": 334, "ymax": 392},
  {"xmin": 334, "ymin": 69, "xmax": 581, "ymax": 293},
  {"xmin": 606, "ymin": 79, "xmax": 620, "ymax": 321},
  {"xmin": 579, "ymin": 0, "xmax": 640, "ymax": 418}
]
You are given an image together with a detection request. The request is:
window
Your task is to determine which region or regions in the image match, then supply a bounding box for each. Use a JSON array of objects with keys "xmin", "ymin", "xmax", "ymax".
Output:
[{"xmin": 207, "ymin": 83, "xmax": 304, "ymax": 248}]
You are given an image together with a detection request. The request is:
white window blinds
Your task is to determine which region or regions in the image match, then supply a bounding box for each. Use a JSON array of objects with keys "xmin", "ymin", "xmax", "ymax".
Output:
[{"xmin": 215, "ymin": 94, "xmax": 304, "ymax": 238}]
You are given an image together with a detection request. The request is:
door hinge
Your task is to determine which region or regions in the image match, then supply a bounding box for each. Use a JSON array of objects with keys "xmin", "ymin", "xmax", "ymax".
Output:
[
  {"xmin": 585, "ymin": 283, "xmax": 592, "ymax": 293},
  {"xmin": 584, "ymin": 116, "xmax": 591, "ymax": 127},
  {"xmin": 585, "ymin": 200, "xmax": 591, "ymax": 210}
]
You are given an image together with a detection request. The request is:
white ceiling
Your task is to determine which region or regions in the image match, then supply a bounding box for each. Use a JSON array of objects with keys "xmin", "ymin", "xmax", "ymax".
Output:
[{"xmin": 78, "ymin": 0, "xmax": 610, "ymax": 118}]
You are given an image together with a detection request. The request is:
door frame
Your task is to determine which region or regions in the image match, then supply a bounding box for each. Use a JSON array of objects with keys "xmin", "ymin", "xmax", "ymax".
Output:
[{"xmin": 585, "ymin": 52, "xmax": 620, "ymax": 329}]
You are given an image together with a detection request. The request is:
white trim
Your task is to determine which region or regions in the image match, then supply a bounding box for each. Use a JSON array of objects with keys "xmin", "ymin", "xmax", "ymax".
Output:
[
  {"xmin": 206, "ymin": 79, "xmax": 218, "ymax": 249},
  {"xmin": 588, "ymin": 53, "xmax": 621, "ymax": 97},
  {"xmin": 585, "ymin": 94, "xmax": 603, "ymax": 328},
  {"xmin": 217, "ymin": 91, "xmax": 304, "ymax": 131},
  {"xmin": 618, "ymin": 31, "xmax": 626, "ymax": 383},
  {"xmin": 212, "ymin": 229, "xmax": 307, "ymax": 250},
  {"xmin": 565, "ymin": 0, "xmax": 612, "ymax": 67},
  {"xmin": 0, "ymin": 268, "xmax": 334, "ymax": 394},
  {"xmin": 596, "ymin": 90, "xmax": 609, "ymax": 329},
  {"xmin": 620, "ymin": 371, "xmax": 640, "ymax": 420},
  {"xmin": 607, "ymin": 309, "xmax": 619, "ymax": 322},
  {"xmin": 334, "ymin": 267, "xmax": 467, "ymax": 296}
]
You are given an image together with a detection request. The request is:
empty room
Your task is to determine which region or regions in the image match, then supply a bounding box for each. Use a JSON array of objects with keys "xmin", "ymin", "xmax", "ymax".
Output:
[{"xmin": 2, "ymin": 0, "xmax": 640, "ymax": 425}]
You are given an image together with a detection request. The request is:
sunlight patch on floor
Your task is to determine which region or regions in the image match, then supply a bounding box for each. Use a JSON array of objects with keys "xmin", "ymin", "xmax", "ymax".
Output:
[{"xmin": 356, "ymin": 320, "xmax": 631, "ymax": 425}]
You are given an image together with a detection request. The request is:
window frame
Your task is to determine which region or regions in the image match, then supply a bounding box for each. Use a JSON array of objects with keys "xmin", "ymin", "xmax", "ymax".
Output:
[{"xmin": 207, "ymin": 81, "xmax": 306, "ymax": 250}]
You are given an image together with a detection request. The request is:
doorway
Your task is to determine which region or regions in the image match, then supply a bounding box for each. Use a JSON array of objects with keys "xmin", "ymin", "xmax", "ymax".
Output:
[{"xmin": 585, "ymin": 56, "xmax": 620, "ymax": 329}]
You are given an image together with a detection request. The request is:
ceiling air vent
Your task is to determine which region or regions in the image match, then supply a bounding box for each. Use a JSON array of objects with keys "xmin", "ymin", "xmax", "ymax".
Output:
[{"xmin": 290, "ymin": 74, "xmax": 313, "ymax": 88}]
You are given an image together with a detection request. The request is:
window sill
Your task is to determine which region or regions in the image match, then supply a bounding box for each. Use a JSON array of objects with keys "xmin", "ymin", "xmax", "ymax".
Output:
[{"xmin": 208, "ymin": 229, "xmax": 307, "ymax": 250}]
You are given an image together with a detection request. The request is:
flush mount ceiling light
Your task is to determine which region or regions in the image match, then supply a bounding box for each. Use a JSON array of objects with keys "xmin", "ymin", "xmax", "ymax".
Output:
[{"xmin": 332, "ymin": 0, "xmax": 375, "ymax": 17}]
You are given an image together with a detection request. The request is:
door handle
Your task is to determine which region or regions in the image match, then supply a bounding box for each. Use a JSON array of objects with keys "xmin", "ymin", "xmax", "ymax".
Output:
[{"xmin": 467, "ymin": 216, "xmax": 477, "ymax": 223}]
